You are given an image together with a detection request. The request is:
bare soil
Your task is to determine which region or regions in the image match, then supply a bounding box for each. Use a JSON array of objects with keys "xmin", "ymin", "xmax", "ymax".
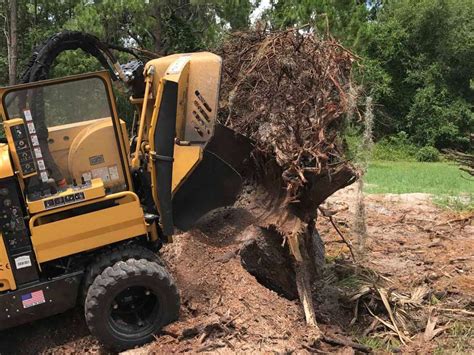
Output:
[{"xmin": 0, "ymin": 187, "xmax": 472, "ymax": 354}]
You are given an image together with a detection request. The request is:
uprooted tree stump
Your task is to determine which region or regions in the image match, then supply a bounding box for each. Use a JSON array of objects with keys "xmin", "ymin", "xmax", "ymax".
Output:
[{"xmin": 218, "ymin": 28, "xmax": 360, "ymax": 329}]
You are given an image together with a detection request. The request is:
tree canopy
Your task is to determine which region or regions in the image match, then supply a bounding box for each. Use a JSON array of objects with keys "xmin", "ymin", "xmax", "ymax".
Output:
[
  {"xmin": 0, "ymin": 0, "xmax": 472, "ymax": 151},
  {"xmin": 362, "ymin": 0, "xmax": 473, "ymax": 150}
]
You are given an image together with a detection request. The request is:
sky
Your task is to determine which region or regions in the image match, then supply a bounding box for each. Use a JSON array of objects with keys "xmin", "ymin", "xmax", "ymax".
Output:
[{"xmin": 250, "ymin": 0, "xmax": 271, "ymax": 23}]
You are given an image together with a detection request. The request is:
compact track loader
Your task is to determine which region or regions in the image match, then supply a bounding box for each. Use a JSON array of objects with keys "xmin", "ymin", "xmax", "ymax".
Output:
[{"xmin": 0, "ymin": 33, "xmax": 251, "ymax": 351}]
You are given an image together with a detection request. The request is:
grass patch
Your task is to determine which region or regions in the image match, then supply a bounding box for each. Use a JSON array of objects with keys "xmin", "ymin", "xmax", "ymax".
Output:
[
  {"xmin": 364, "ymin": 161, "xmax": 473, "ymax": 210},
  {"xmin": 357, "ymin": 335, "xmax": 401, "ymax": 352},
  {"xmin": 335, "ymin": 274, "xmax": 363, "ymax": 289},
  {"xmin": 434, "ymin": 195, "xmax": 474, "ymax": 212},
  {"xmin": 434, "ymin": 321, "xmax": 474, "ymax": 354}
]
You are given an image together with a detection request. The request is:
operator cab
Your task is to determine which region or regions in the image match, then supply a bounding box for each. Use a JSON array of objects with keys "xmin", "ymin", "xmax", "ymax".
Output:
[{"xmin": 0, "ymin": 72, "xmax": 130, "ymax": 214}]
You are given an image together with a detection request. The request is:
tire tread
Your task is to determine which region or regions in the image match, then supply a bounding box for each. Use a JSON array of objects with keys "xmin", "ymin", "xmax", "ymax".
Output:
[{"xmin": 85, "ymin": 258, "xmax": 179, "ymax": 351}]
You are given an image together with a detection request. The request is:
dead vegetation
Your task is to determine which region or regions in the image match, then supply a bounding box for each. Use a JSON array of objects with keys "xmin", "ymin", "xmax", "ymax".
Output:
[
  {"xmin": 319, "ymin": 187, "xmax": 474, "ymax": 352},
  {"xmin": 218, "ymin": 28, "xmax": 358, "ymax": 205},
  {"xmin": 329, "ymin": 263, "xmax": 454, "ymax": 346},
  {"xmin": 444, "ymin": 149, "xmax": 474, "ymax": 176}
]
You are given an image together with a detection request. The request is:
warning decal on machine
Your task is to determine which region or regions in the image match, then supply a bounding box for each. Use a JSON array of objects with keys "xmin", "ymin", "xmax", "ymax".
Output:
[
  {"xmin": 89, "ymin": 154, "xmax": 105, "ymax": 166},
  {"xmin": 30, "ymin": 134, "xmax": 39, "ymax": 147},
  {"xmin": 92, "ymin": 166, "xmax": 110, "ymax": 182},
  {"xmin": 27, "ymin": 122, "xmax": 36, "ymax": 134},
  {"xmin": 167, "ymin": 55, "xmax": 191, "ymax": 75},
  {"xmin": 33, "ymin": 147, "xmax": 42, "ymax": 158},
  {"xmin": 37, "ymin": 159, "xmax": 45, "ymax": 170},
  {"xmin": 23, "ymin": 109, "xmax": 33, "ymax": 122},
  {"xmin": 108, "ymin": 165, "xmax": 119, "ymax": 181},
  {"xmin": 15, "ymin": 255, "xmax": 32, "ymax": 269},
  {"xmin": 82, "ymin": 171, "xmax": 92, "ymax": 182},
  {"xmin": 40, "ymin": 171, "xmax": 49, "ymax": 182},
  {"xmin": 21, "ymin": 290, "xmax": 46, "ymax": 309}
]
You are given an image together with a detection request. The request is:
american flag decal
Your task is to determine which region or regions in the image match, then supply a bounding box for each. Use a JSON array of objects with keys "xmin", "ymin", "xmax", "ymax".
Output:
[{"xmin": 21, "ymin": 290, "xmax": 46, "ymax": 309}]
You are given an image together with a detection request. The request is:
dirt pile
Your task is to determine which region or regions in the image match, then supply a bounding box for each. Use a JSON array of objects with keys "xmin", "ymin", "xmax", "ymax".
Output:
[
  {"xmin": 128, "ymin": 209, "xmax": 319, "ymax": 354},
  {"xmin": 128, "ymin": 208, "xmax": 356, "ymax": 354}
]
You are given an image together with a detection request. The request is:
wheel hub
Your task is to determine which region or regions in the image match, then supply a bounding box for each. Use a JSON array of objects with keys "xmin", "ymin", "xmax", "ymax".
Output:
[{"xmin": 109, "ymin": 286, "xmax": 159, "ymax": 334}]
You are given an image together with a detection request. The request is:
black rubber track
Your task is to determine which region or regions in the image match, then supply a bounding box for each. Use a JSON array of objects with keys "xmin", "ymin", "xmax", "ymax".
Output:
[{"xmin": 84, "ymin": 258, "xmax": 179, "ymax": 351}]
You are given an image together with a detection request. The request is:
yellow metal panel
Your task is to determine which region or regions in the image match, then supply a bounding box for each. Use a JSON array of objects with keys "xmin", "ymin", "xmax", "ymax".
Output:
[
  {"xmin": 29, "ymin": 191, "xmax": 136, "ymax": 220},
  {"xmin": 43, "ymin": 117, "xmax": 128, "ymax": 183},
  {"xmin": 27, "ymin": 178, "xmax": 105, "ymax": 214},
  {"xmin": 172, "ymin": 145, "xmax": 201, "ymax": 192},
  {"xmin": 165, "ymin": 58, "xmax": 190, "ymax": 140},
  {"xmin": 30, "ymin": 198, "xmax": 146, "ymax": 263},
  {"xmin": 0, "ymin": 144, "xmax": 14, "ymax": 179},
  {"xmin": 48, "ymin": 119, "xmax": 109, "ymax": 151},
  {"xmin": 0, "ymin": 233, "xmax": 16, "ymax": 291},
  {"xmin": 146, "ymin": 52, "xmax": 222, "ymax": 142},
  {"xmin": 131, "ymin": 71, "xmax": 153, "ymax": 170},
  {"xmin": 67, "ymin": 119, "xmax": 126, "ymax": 191},
  {"xmin": 48, "ymin": 118, "xmax": 108, "ymax": 180},
  {"xmin": 148, "ymin": 78, "xmax": 165, "ymax": 211},
  {"xmin": 147, "ymin": 57, "xmax": 204, "ymax": 212},
  {"xmin": 119, "ymin": 119, "xmax": 130, "ymax": 162}
]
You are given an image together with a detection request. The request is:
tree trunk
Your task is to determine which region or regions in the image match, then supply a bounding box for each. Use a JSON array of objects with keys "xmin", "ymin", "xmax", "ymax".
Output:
[
  {"xmin": 7, "ymin": 0, "xmax": 18, "ymax": 85},
  {"xmin": 151, "ymin": 2, "xmax": 163, "ymax": 54}
]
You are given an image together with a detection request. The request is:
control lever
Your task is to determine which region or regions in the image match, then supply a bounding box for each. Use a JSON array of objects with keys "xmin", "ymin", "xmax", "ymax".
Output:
[{"xmin": 46, "ymin": 178, "xmax": 58, "ymax": 195}]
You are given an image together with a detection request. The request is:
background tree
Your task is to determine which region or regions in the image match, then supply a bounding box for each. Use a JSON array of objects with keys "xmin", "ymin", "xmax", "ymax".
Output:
[
  {"xmin": 0, "ymin": 0, "xmax": 471, "ymax": 152},
  {"xmin": 361, "ymin": 0, "xmax": 473, "ymax": 150},
  {"xmin": 5, "ymin": 0, "xmax": 17, "ymax": 84},
  {"xmin": 263, "ymin": 0, "xmax": 371, "ymax": 50}
]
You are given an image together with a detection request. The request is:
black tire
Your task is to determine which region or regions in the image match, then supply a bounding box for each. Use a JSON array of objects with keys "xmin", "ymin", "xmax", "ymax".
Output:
[
  {"xmin": 84, "ymin": 259, "xmax": 179, "ymax": 351},
  {"xmin": 82, "ymin": 244, "xmax": 162, "ymax": 303}
]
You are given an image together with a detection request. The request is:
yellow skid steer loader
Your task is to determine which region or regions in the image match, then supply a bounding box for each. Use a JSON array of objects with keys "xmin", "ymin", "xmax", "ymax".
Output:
[{"xmin": 0, "ymin": 32, "xmax": 251, "ymax": 351}]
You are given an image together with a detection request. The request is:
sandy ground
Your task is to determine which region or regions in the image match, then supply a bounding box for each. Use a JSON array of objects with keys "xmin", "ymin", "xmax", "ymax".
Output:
[
  {"xmin": 0, "ymin": 187, "xmax": 472, "ymax": 354},
  {"xmin": 323, "ymin": 188, "xmax": 473, "ymax": 298}
]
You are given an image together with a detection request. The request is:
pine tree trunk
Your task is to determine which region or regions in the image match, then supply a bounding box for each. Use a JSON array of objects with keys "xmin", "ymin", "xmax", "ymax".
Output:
[
  {"xmin": 152, "ymin": 3, "xmax": 163, "ymax": 54},
  {"xmin": 7, "ymin": 0, "xmax": 18, "ymax": 85}
]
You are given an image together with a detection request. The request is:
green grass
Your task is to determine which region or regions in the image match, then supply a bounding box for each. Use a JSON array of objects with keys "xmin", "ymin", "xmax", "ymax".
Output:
[
  {"xmin": 364, "ymin": 161, "xmax": 473, "ymax": 210},
  {"xmin": 357, "ymin": 335, "xmax": 401, "ymax": 352},
  {"xmin": 434, "ymin": 321, "xmax": 474, "ymax": 354}
]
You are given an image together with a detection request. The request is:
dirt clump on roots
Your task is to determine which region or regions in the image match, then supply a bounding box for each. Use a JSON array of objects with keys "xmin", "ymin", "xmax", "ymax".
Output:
[{"xmin": 218, "ymin": 28, "xmax": 358, "ymax": 206}]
